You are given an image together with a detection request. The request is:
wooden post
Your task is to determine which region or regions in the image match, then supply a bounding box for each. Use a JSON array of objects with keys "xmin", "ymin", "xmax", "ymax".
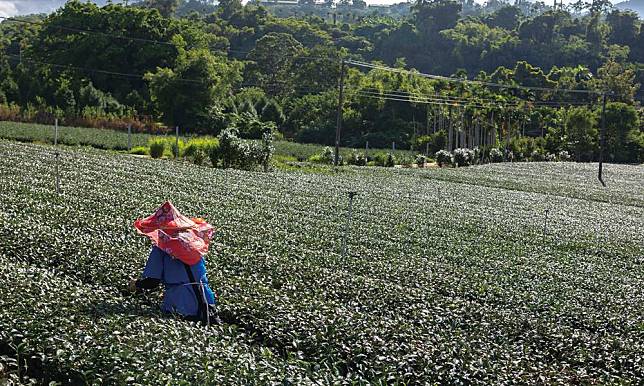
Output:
[
  {"xmin": 365, "ymin": 141, "xmax": 369, "ymax": 160},
  {"xmin": 175, "ymin": 126, "xmax": 179, "ymax": 158}
]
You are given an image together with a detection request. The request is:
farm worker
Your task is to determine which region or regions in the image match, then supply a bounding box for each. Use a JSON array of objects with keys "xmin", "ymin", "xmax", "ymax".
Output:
[{"xmin": 128, "ymin": 201, "xmax": 221, "ymax": 325}]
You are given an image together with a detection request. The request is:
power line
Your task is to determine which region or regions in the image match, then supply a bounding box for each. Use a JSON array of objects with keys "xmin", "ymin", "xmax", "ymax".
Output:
[
  {"xmin": 0, "ymin": 15, "xmax": 342, "ymax": 62},
  {"xmin": 6, "ymin": 53, "xmax": 331, "ymax": 95},
  {"xmin": 349, "ymin": 88, "xmax": 591, "ymax": 108},
  {"xmin": 5, "ymin": 54, "xmax": 206, "ymax": 84},
  {"xmin": 0, "ymin": 15, "xmax": 177, "ymax": 47},
  {"xmin": 352, "ymin": 91, "xmax": 492, "ymax": 109},
  {"xmin": 345, "ymin": 59, "xmax": 606, "ymax": 96}
]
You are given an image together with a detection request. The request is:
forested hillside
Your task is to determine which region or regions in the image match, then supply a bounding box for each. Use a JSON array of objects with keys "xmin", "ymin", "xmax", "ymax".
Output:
[{"xmin": 0, "ymin": 0, "xmax": 641, "ymax": 161}]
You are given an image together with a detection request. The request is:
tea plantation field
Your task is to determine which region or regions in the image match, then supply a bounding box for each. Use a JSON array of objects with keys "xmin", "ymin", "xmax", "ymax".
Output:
[{"xmin": 0, "ymin": 140, "xmax": 642, "ymax": 384}]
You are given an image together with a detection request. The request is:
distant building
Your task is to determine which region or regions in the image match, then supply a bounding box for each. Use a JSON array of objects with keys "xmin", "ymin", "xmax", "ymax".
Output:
[{"xmin": 257, "ymin": 0, "xmax": 299, "ymax": 6}]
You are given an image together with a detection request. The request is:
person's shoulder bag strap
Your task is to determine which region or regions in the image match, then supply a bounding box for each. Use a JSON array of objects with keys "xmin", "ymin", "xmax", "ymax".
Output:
[{"xmin": 183, "ymin": 262, "xmax": 207, "ymax": 325}]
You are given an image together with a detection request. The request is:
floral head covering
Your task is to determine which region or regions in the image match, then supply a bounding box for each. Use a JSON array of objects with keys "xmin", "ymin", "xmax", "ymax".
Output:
[{"xmin": 134, "ymin": 201, "xmax": 214, "ymax": 266}]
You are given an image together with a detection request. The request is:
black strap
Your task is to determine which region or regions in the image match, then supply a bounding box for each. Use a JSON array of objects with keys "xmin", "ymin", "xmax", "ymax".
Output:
[{"xmin": 183, "ymin": 262, "xmax": 207, "ymax": 324}]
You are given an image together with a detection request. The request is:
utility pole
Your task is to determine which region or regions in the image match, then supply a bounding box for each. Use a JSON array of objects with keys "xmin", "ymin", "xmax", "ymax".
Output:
[
  {"xmin": 334, "ymin": 59, "xmax": 345, "ymax": 166},
  {"xmin": 598, "ymin": 93, "xmax": 608, "ymax": 187}
]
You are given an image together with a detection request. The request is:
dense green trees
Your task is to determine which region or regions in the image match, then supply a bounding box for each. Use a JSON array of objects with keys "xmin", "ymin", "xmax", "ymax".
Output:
[{"xmin": 0, "ymin": 0, "xmax": 641, "ymax": 162}]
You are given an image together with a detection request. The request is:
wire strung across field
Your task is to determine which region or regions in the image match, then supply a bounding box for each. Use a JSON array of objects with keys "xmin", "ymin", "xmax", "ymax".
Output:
[
  {"xmin": 345, "ymin": 59, "xmax": 607, "ymax": 96},
  {"xmin": 350, "ymin": 87, "xmax": 593, "ymax": 108},
  {"xmin": 0, "ymin": 15, "xmax": 342, "ymax": 62}
]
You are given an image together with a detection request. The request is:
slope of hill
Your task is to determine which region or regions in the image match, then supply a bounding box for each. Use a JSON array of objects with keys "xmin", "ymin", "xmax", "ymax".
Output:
[{"xmin": 615, "ymin": 0, "xmax": 644, "ymax": 17}]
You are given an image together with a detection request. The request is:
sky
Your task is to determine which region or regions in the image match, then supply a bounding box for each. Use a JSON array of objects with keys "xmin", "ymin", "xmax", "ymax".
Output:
[{"xmin": 0, "ymin": 0, "xmax": 587, "ymax": 18}]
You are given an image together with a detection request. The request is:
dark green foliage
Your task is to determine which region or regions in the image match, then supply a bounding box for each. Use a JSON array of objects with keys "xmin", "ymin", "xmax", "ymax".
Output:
[
  {"xmin": 453, "ymin": 148, "xmax": 475, "ymax": 167},
  {"xmin": 308, "ymin": 146, "xmax": 336, "ymax": 164},
  {"xmin": 415, "ymin": 154, "xmax": 427, "ymax": 167},
  {"xmin": 415, "ymin": 130, "xmax": 447, "ymax": 155},
  {"xmin": 435, "ymin": 149, "xmax": 452, "ymax": 167},
  {"xmin": 348, "ymin": 152, "xmax": 368, "ymax": 166},
  {"xmin": 603, "ymin": 102, "xmax": 641, "ymax": 163},
  {"xmin": 0, "ymin": 0, "xmax": 641, "ymax": 158},
  {"xmin": 130, "ymin": 146, "xmax": 148, "ymax": 155},
  {"xmin": 148, "ymin": 138, "xmax": 166, "ymax": 158},
  {"xmin": 566, "ymin": 106, "xmax": 598, "ymax": 162},
  {"xmin": 489, "ymin": 147, "xmax": 504, "ymax": 162}
]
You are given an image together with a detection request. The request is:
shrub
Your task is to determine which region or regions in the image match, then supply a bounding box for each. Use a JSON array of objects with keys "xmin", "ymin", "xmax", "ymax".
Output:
[
  {"xmin": 546, "ymin": 153, "xmax": 556, "ymax": 162},
  {"xmin": 558, "ymin": 150, "xmax": 571, "ymax": 161},
  {"xmin": 435, "ymin": 150, "xmax": 452, "ymax": 167},
  {"xmin": 260, "ymin": 131, "xmax": 274, "ymax": 172},
  {"xmin": 170, "ymin": 138, "xmax": 185, "ymax": 158},
  {"xmin": 373, "ymin": 152, "xmax": 388, "ymax": 166},
  {"xmin": 371, "ymin": 152, "xmax": 395, "ymax": 167},
  {"xmin": 309, "ymin": 147, "xmax": 336, "ymax": 165},
  {"xmin": 149, "ymin": 139, "xmax": 165, "ymax": 159},
  {"xmin": 348, "ymin": 152, "xmax": 367, "ymax": 166},
  {"xmin": 129, "ymin": 146, "xmax": 147, "ymax": 155},
  {"xmin": 218, "ymin": 128, "xmax": 241, "ymax": 168},
  {"xmin": 214, "ymin": 127, "xmax": 272, "ymax": 171},
  {"xmin": 415, "ymin": 154, "xmax": 426, "ymax": 168},
  {"xmin": 490, "ymin": 148, "xmax": 504, "ymax": 163},
  {"xmin": 208, "ymin": 145, "xmax": 220, "ymax": 167},
  {"xmin": 414, "ymin": 130, "xmax": 447, "ymax": 155},
  {"xmin": 192, "ymin": 149, "xmax": 207, "ymax": 165},
  {"xmin": 531, "ymin": 150, "xmax": 545, "ymax": 162},
  {"xmin": 184, "ymin": 137, "xmax": 219, "ymax": 164},
  {"xmin": 453, "ymin": 148, "xmax": 475, "ymax": 167},
  {"xmin": 385, "ymin": 153, "xmax": 396, "ymax": 167},
  {"xmin": 472, "ymin": 147, "xmax": 482, "ymax": 165}
]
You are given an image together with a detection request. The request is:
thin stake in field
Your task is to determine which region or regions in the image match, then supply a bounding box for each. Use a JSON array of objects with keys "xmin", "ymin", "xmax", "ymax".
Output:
[
  {"xmin": 175, "ymin": 126, "xmax": 179, "ymax": 159},
  {"xmin": 342, "ymin": 191, "xmax": 358, "ymax": 258},
  {"xmin": 543, "ymin": 208, "xmax": 550, "ymax": 241},
  {"xmin": 54, "ymin": 119, "xmax": 61, "ymax": 194}
]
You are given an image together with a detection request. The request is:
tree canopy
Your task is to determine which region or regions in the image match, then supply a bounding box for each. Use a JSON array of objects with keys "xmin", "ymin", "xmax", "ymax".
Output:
[{"xmin": 0, "ymin": 0, "xmax": 641, "ymax": 162}]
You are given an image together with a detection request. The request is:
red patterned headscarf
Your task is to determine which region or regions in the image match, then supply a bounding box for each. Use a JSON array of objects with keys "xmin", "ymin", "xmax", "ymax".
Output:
[{"xmin": 134, "ymin": 201, "xmax": 214, "ymax": 266}]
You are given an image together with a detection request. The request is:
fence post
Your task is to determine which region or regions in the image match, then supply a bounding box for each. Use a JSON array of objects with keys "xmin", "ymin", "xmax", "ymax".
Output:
[
  {"xmin": 175, "ymin": 126, "xmax": 179, "ymax": 158},
  {"xmin": 365, "ymin": 141, "xmax": 369, "ymax": 160}
]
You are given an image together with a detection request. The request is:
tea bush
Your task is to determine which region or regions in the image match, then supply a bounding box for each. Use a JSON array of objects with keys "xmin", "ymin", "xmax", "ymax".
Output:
[{"xmin": 1, "ymin": 141, "xmax": 642, "ymax": 384}]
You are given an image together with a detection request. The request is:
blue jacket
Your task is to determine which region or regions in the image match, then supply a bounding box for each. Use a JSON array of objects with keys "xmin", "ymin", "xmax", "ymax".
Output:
[{"xmin": 142, "ymin": 246, "xmax": 216, "ymax": 316}]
